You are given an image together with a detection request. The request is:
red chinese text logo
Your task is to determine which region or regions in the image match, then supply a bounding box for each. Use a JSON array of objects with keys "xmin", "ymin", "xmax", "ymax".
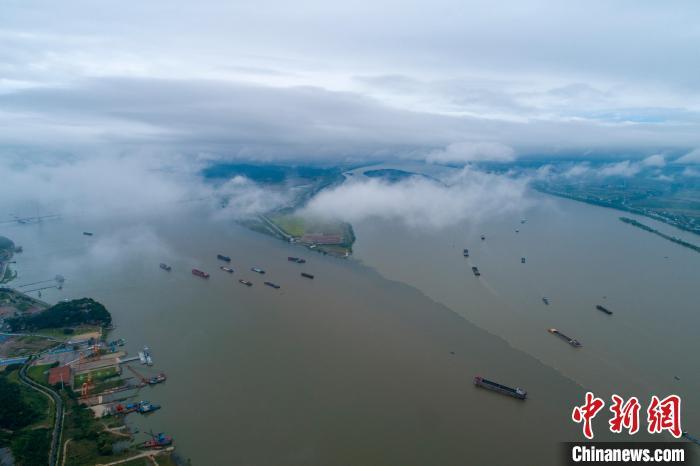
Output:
[
  {"xmin": 572, "ymin": 392, "xmax": 605, "ymax": 439},
  {"xmin": 572, "ymin": 393, "xmax": 682, "ymax": 439},
  {"xmin": 647, "ymin": 395, "xmax": 682, "ymax": 438}
]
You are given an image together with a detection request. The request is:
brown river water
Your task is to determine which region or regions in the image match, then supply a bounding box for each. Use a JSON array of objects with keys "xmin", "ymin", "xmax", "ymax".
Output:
[{"xmin": 3, "ymin": 186, "xmax": 699, "ymax": 465}]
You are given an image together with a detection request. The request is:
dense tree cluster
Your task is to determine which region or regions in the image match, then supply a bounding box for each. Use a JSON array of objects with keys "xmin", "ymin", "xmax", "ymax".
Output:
[
  {"xmin": 7, "ymin": 298, "xmax": 112, "ymax": 331},
  {"xmin": 0, "ymin": 374, "xmax": 40, "ymax": 430}
]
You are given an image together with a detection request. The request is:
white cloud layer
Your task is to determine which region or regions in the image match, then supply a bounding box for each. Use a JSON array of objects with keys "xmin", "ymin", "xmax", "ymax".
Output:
[
  {"xmin": 302, "ymin": 167, "xmax": 530, "ymax": 229},
  {"xmin": 676, "ymin": 148, "xmax": 700, "ymax": 164},
  {"xmin": 0, "ymin": 153, "xmax": 287, "ymax": 221},
  {"xmin": 426, "ymin": 142, "xmax": 515, "ymax": 164}
]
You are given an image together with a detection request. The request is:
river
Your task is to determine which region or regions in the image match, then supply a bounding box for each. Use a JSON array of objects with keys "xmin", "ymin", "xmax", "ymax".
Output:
[{"xmin": 3, "ymin": 182, "xmax": 699, "ymax": 465}]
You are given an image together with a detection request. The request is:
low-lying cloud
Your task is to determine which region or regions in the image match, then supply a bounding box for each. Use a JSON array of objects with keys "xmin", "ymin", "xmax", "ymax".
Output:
[
  {"xmin": 0, "ymin": 152, "xmax": 288, "ymax": 222},
  {"xmin": 425, "ymin": 141, "xmax": 516, "ymax": 164},
  {"xmin": 302, "ymin": 167, "xmax": 530, "ymax": 229},
  {"xmin": 676, "ymin": 148, "xmax": 700, "ymax": 164}
]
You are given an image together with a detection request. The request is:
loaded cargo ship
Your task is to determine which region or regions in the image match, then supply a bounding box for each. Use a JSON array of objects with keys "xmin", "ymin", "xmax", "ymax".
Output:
[
  {"xmin": 239, "ymin": 279, "xmax": 253, "ymax": 286},
  {"xmin": 217, "ymin": 254, "xmax": 231, "ymax": 262},
  {"xmin": 301, "ymin": 272, "xmax": 315, "ymax": 279},
  {"xmin": 219, "ymin": 266, "xmax": 234, "ymax": 273},
  {"xmin": 472, "ymin": 266, "xmax": 481, "ymax": 276},
  {"xmin": 548, "ymin": 328, "xmax": 582, "ymax": 347},
  {"xmin": 473, "ymin": 376, "xmax": 527, "ymax": 400},
  {"xmin": 251, "ymin": 267, "xmax": 265, "ymax": 274},
  {"xmin": 596, "ymin": 304, "xmax": 613, "ymax": 315},
  {"xmin": 264, "ymin": 281, "xmax": 281, "ymax": 289},
  {"xmin": 288, "ymin": 257, "xmax": 307, "ymax": 263},
  {"xmin": 192, "ymin": 269, "xmax": 210, "ymax": 279},
  {"xmin": 159, "ymin": 263, "xmax": 171, "ymax": 271},
  {"xmin": 463, "ymin": 249, "xmax": 469, "ymax": 257}
]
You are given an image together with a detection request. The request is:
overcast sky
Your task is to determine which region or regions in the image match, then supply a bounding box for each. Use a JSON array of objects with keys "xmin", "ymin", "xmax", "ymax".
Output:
[{"xmin": 2, "ymin": 0, "xmax": 700, "ymax": 161}]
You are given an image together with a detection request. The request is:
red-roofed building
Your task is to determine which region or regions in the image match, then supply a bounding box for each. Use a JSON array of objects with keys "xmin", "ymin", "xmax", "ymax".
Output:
[
  {"xmin": 48, "ymin": 365, "xmax": 72, "ymax": 387},
  {"xmin": 301, "ymin": 234, "xmax": 344, "ymax": 245}
]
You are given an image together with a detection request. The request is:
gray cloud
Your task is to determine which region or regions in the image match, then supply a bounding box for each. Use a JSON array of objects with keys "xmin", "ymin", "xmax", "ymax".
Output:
[
  {"xmin": 1, "ymin": 77, "xmax": 699, "ymax": 162},
  {"xmin": 1, "ymin": 0, "xmax": 699, "ymax": 160}
]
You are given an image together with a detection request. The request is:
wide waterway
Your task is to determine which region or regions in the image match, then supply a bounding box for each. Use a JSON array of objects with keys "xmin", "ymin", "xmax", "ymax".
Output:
[{"xmin": 3, "ymin": 184, "xmax": 699, "ymax": 465}]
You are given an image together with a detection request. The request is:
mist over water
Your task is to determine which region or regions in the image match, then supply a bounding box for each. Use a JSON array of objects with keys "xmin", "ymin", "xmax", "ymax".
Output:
[{"xmin": 3, "ymin": 163, "xmax": 699, "ymax": 464}]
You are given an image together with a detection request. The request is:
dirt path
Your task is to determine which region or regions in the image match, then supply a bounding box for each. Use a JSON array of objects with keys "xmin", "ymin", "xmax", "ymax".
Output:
[{"xmin": 96, "ymin": 447, "xmax": 174, "ymax": 466}]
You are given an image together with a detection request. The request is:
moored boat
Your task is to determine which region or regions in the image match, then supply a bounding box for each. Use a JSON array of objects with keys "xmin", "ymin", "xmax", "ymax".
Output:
[{"xmin": 474, "ymin": 376, "xmax": 527, "ymax": 400}]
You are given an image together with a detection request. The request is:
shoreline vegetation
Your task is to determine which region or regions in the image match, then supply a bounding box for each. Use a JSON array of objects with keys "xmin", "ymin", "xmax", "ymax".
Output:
[
  {"xmin": 0, "ymin": 236, "xmax": 16, "ymax": 284},
  {"xmin": 619, "ymin": 216, "xmax": 700, "ymax": 254},
  {"xmin": 0, "ymin": 290, "xmax": 180, "ymax": 465},
  {"xmin": 535, "ymin": 184, "xmax": 700, "ymax": 237}
]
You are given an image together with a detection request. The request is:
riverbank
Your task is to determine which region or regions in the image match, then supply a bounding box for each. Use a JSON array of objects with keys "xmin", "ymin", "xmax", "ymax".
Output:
[
  {"xmin": 0, "ymin": 288, "xmax": 180, "ymax": 465},
  {"xmin": 619, "ymin": 216, "xmax": 700, "ymax": 253}
]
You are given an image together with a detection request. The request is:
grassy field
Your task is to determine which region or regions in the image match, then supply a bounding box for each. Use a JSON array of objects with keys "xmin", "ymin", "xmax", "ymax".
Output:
[
  {"xmin": 269, "ymin": 213, "xmax": 351, "ymax": 240},
  {"xmin": 34, "ymin": 325, "xmax": 102, "ymax": 341},
  {"xmin": 74, "ymin": 366, "xmax": 119, "ymax": 386},
  {"xmin": 26, "ymin": 363, "xmax": 55, "ymax": 386}
]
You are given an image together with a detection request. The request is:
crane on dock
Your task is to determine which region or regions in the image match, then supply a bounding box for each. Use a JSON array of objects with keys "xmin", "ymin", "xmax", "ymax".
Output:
[{"xmin": 127, "ymin": 365, "xmax": 149, "ymax": 387}]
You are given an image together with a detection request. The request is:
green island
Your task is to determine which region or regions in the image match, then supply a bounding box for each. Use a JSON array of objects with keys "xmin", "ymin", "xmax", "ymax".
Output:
[
  {"xmin": 619, "ymin": 217, "xmax": 700, "ymax": 254},
  {"xmin": 205, "ymin": 163, "xmax": 356, "ymax": 256},
  {"xmin": 0, "ymin": 292, "xmax": 180, "ymax": 466}
]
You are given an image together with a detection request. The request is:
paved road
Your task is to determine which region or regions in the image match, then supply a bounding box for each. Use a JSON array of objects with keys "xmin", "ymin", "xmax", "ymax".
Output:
[{"xmin": 19, "ymin": 358, "xmax": 64, "ymax": 466}]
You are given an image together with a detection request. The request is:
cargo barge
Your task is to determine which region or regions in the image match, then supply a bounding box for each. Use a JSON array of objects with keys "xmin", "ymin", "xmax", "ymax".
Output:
[
  {"xmin": 264, "ymin": 281, "xmax": 281, "ymax": 289},
  {"xmin": 596, "ymin": 304, "xmax": 613, "ymax": 315},
  {"xmin": 288, "ymin": 257, "xmax": 307, "ymax": 263},
  {"xmin": 474, "ymin": 376, "xmax": 527, "ymax": 400},
  {"xmin": 548, "ymin": 328, "xmax": 582, "ymax": 347},
  {"xmin": 301, "ymin": 272, "xmax": 315, "ymax": 279},
  {"xmin": 192, "ymin": 269, "xmax": 210, "ymax": 279},
  {"xmin": 217, "ymin": 254, "xmax": 231, "ymax": 262}
]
